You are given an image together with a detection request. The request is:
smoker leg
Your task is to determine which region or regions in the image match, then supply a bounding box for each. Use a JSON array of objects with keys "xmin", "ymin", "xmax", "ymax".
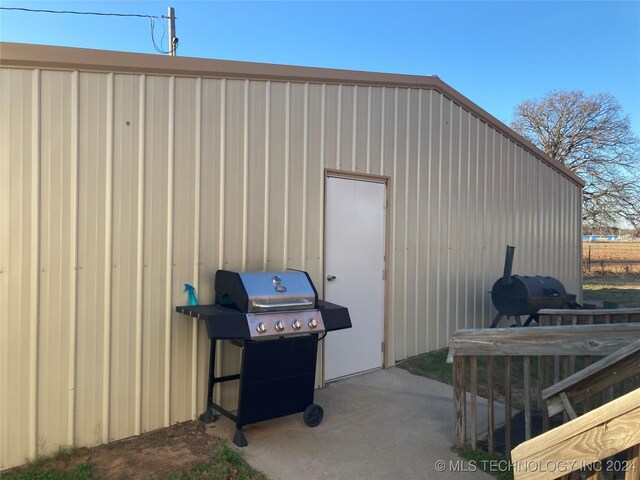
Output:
[
  {"xmin": 523, "ymin": 314, "xmax": 538, "ymax": 327},
  {"xmin": 514, "ymin": 315, "xmax": 523, "ymax": 327},
  {"xmin": 233, "ymin": 428, "xmax": 248, "ymax": 447},
  {"xmin": 490, "ymin": 312, "xmax": 503, "ymax": 328}
]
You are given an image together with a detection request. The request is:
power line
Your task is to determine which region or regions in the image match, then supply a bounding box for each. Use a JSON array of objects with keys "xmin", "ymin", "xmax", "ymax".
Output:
[
  {"xmin": 1, "ymin": 6, "xmax": 178, "ymax": 55},
  {"xmin": 151, "ymin": 17, "xmax": 171, "ymax": 55},
  {"xmin": 0, "ymin": 6, "xmax": 167, "ymax": 19}
]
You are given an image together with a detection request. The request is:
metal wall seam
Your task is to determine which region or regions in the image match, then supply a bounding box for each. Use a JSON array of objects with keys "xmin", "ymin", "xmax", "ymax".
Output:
[
  {"xmin": 379, "ymin": 87, "xmax": 386, "ymax": 179},
  {"xmin": 465, "ymin": 113, "xmax": 472, "ymax": 328},
  {"xmin": 164, "ymin": 76, "xmax": 175, "ymax": 427},
  {"xmin": 434, "ymin": 94, "xmax": 443, "ymax": 347},
  {"xmin": 390, "ymin": 87, "xmax": 399, "ymax": 356},
  {"xmin": 455, "ymin": 106, "xmax": 463, "ymax": 333},
  {"xmin": 445, "ymin": 101, "xmax": 453, "ymax": 342},
  {"xmin": 134, "ymin": 74, "xmax": 145, "ymax": 435},
  {"xmin": 489, "ymin": 128, "xmax": 498, "ymax": 323},
  {"xmin": 424, "ymin": 91, "xmax": 432, "ymax": 345},
  {"xmin": 242, "ymin": 80, "xmax": 249, "ymax": 268},
  {"xmin": 218, "ymin": 80, "xmax": 226, "ymax": 267},
  {"xmin": 578, "ymin": 188, "xmax": 584, "ymax": 302},
  {"xmin": 413, "ymin": 90, "xmax": 422, "ymax": 354},
  {"xmin": 67, "ymin": 70, "xmax": 79, "ymax": 446},
  {"xmin": 351, "ymin": 85, "xmax": 357, "ymax": 172},
  {"xmin": 262, "ymin": 81, "xmax": 270, "ymax": 270},
  {"xmin": 283, "ymin": 83, "xmax": 290, "ymax": 267},
  {"xmin": 527, "ymin": 152, "xmax": 534, "ymax": 274},
  {"xmin": 102, "ymin": 73, "xmax": 114, "ymax": 443},
  {"xmin": 366, "ymin": 87, "xmax": 372, "ymax": 174},
  {"xmin": 480, "ymin": 123, "xmax": 488, "ymax": 329},
  {"xmin": 335, "ymin": 85, "xmax": 342, "ymax": 171},
  {"xmin": 191, "ymin": 77, "xmax": 202, "ymax": 419},
  {"xmin": 402, "ymin": 90, "xmax": 410, "ymax": 356},
  {"xmin": 214, "ymin": 79, "xmax": 226, "ymax": 407},
  {"xmin": 301, "ymin": 83, "xmax": 309, "ymax": 270},
  {"xmin": 318, "ymin": 84, "xmax": 326, "ymax": 291},
  {"xmin": 29, "ymin": 68, "xmax": 41, "ymax": 460}
]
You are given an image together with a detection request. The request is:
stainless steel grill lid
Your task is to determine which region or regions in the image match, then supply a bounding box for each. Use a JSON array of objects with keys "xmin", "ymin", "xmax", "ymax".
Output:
[{"xmin": 215, "ymin": 270, "xmax": 318, "ymax": 313}]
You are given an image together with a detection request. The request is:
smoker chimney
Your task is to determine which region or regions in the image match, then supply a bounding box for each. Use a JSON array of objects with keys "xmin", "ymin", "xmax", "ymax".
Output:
[{"xmin": 502, "ymin": 245, "xmax": 516, "ymax": 285}]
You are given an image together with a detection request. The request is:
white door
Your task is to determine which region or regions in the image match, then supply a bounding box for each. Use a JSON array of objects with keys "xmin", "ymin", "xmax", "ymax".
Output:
[{"xmin": 324, "ymin": 176, "xmax": 386, "ymax": 381}]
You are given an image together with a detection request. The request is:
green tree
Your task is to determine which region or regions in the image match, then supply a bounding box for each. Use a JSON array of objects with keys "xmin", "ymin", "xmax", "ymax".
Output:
[{"xmin": 511, "ymin": 90, "xmax": 640, "ymax": 231}]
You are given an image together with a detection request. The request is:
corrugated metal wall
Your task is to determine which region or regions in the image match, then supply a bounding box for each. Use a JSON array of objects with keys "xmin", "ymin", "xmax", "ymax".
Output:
[{"xmin": 0, "ymin": 65, "xmax": 582, "ymax": 469}]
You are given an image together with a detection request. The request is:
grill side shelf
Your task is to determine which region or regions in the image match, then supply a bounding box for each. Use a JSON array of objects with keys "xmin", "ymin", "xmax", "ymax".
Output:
[
  {"xmin": 317, "ymin": 300, "xmax": 352, "ymax": 332},
  {"xmin": 175, "ymin": 304, "xmax": 250, "ymax": 339}
]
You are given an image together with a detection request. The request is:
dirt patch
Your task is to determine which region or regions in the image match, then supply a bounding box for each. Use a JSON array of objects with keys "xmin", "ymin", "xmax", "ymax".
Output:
[{"xmin": 38, "ymin": 421, "xmax": 220, "ymax": 480}]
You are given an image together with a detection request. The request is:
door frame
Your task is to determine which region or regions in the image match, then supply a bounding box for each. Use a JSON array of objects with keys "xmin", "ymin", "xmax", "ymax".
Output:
[{"xmin": 322, "ymin": 169, "xmax": 392, "ymax": 383}]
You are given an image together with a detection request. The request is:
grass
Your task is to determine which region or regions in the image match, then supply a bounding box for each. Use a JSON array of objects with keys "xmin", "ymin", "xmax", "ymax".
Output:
[
  {"xmin": 455, "ymin": 447, "xmax": 513, "ymax": 480},
  {"xmin": 583, "ymin": 273, "xmax": 640, "ymax": 307},
  {"xmin": 398, "ymin": 348, "xmax": 540, "ymax": 410},
  {"xmin": 160, "ymin": 444, "xmax": 268, "ymax": 480},
  {"xmin": 1, "ymin": 450, "xmax": 95, "ymax": 480},
  {"xmin": 1, "ymin": 444, "xmax": 267, "ymax": 480}
]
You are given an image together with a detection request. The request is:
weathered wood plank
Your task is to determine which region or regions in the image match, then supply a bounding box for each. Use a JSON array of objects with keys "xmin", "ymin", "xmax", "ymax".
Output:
[
  {"xmin": 625, "ymin": 444, "xmax": 639, "ymax": 480},
  {"xmin": 511, "ymin": 389, "xmax": 640, "ymax": 480},
  {"xmin": 505, "ymin": 357, "xmax": 512, "ymax": 457},
  {"xmin": 538, "ymin": 308, "xmax": 640, "ymax": 316},
  {"xmin": 559, "ymin": 392, "xmax": 578, "ymax": 420},
  {"xmin": 488, "ymin": 356, "xmax": 494, "ymax": 454},
  {"xmin": 524, "ymin": 356, "xmax": 531, "ymax": 440},
  {"xmin": 453, "ymin": 356, "xmax": 466, "ymax": 448},
  {"xmin": 543, "ymin": 339, "xmax": 640, "ymax": 417},
  {"xmin": 470, "ymin": 356, "xmax": 478, "ymax": 450},
  {"xmin": 448, "ymin": 323, "xmax": 640, "ymax": 358},
  {"xmin": 541, "ymin": 356, "xmax": 550, "ymax": 432}
]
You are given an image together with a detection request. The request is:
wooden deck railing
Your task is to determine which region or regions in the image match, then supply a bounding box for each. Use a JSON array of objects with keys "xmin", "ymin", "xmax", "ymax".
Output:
[
  {"xmin": 511, "ymin": 388, "xmax": 640, "ymax": 480},
  {"xmin": 448, "ymin": 308, "xmax": 640, "ymax": 458},
  {"xmin": 543, "ymin": 338, "xmax": 640, "ymax": 420}
]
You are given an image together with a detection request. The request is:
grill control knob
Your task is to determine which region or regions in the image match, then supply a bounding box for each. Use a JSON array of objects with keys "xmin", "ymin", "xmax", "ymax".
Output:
[
  {"xmin": 256, "ymin": 322, "xmax": 268, "ymax": 334},
  {"xmin": 308, "ymin": 318, "xmax": 318, "ymax": 329},
  {"xmin": 292, "ymin": 319, "xmax": 302, "ymax": 330},
  {"xmin": 275, "ymin": 321, "xmax": 285, "ymax": 332}
]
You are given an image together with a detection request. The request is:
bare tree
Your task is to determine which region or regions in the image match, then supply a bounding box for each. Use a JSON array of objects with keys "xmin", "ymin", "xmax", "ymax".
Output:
[{"xmin": 511, "ymin": 90, "xmax": 640, "ymax": 231}]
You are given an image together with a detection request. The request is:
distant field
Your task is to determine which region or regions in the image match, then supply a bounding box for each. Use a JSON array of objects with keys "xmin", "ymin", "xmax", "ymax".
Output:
[{"xmin": 582, "ymin": 242, "xmax": 640, "ymax": 275}]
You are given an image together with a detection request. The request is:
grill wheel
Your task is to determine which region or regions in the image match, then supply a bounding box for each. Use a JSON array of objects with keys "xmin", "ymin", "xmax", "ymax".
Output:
[{"xmin": 303, "ymin": 403, "xmax": 324, "ymax": 427}]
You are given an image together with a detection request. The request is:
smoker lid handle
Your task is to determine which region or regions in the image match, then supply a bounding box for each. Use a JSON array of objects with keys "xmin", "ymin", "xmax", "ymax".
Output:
[{"xmin": 252, "ymin": 300, "xmax": 314, "ymax": 311}]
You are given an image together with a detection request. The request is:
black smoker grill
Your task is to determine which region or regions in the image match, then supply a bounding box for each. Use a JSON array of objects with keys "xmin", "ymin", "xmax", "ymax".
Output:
[
  {"xmin": 490, "ymin": 246, "xmax": 578, "ymax": 328},
  {"xmin": 176, "ymin": 270, "xmax": 351, "ymax": 446}
]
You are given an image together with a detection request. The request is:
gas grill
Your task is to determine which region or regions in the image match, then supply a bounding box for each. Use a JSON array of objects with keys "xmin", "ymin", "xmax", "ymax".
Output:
[{"xmin": 176, "ymin": 270, "xmax": 351, "ymax": 446}]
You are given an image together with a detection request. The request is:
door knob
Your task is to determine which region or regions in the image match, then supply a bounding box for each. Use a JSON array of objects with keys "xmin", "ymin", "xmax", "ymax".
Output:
[{"xmin": 327, "ymin": 275, "xmax": 336, "ymax": 281}]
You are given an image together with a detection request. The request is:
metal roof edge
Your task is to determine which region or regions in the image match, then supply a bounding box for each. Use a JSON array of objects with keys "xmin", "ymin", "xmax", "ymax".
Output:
[{"xmin": 0, "ymin": 41, "xmax": 585, "ymax": 187}]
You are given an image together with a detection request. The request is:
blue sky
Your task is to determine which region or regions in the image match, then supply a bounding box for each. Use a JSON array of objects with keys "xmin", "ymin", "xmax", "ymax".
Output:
[{"xmin": 1, "ymin": 1, "xmax": 639, "ymax": 136}]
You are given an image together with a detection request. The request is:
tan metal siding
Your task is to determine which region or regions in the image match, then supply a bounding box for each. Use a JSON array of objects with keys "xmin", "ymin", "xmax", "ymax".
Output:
[
  {"xmin": 38, "ymin": 69, "xmax": 75, "ymax": 452},
  {"xmin": 75, "ymin": 71, "xmax": 109, "ymax": 447},
  {"xmin": 0, "ymin": 65, "xmax": 583, "ymax": 470},
  {"xmin": 1, "ymin": 67, "xmax": 38, "ymax": 468}
]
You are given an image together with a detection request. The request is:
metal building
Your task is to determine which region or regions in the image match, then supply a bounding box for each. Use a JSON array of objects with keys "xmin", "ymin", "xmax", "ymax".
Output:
[{"xmin": 0, "ymin": 42, "xmax": 584, "ymax": 469}]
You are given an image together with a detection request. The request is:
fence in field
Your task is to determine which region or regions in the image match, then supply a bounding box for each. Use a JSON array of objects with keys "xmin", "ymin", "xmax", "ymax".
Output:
[
  {"xmin": 583, "ymin": 242, "xmax": 640, "ymax": 274},
  {"xmin": 449, "ymin": 308, "xmax": 640, "ymax": 476}
]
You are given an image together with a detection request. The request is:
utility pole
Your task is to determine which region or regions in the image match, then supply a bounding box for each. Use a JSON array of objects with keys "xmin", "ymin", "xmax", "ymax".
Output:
[{"xmin": 167, "ymin": 6, "xmax": 177, "ymax": 56}]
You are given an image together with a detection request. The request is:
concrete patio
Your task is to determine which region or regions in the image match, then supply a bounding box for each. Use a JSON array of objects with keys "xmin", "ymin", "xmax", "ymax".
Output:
[{"xmin": 205, "ymin": 367, "xmax": 503, "ymax": 479}]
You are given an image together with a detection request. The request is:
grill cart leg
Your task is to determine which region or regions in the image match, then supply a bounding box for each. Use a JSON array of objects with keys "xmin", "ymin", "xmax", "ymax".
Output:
[
  {"xmin": 233, "ymin": 428, "xmax": 248, "ymax": 447},
  {"xmin": 200, "ymin": 339, "xmax": 218, "ymax": 424}
]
